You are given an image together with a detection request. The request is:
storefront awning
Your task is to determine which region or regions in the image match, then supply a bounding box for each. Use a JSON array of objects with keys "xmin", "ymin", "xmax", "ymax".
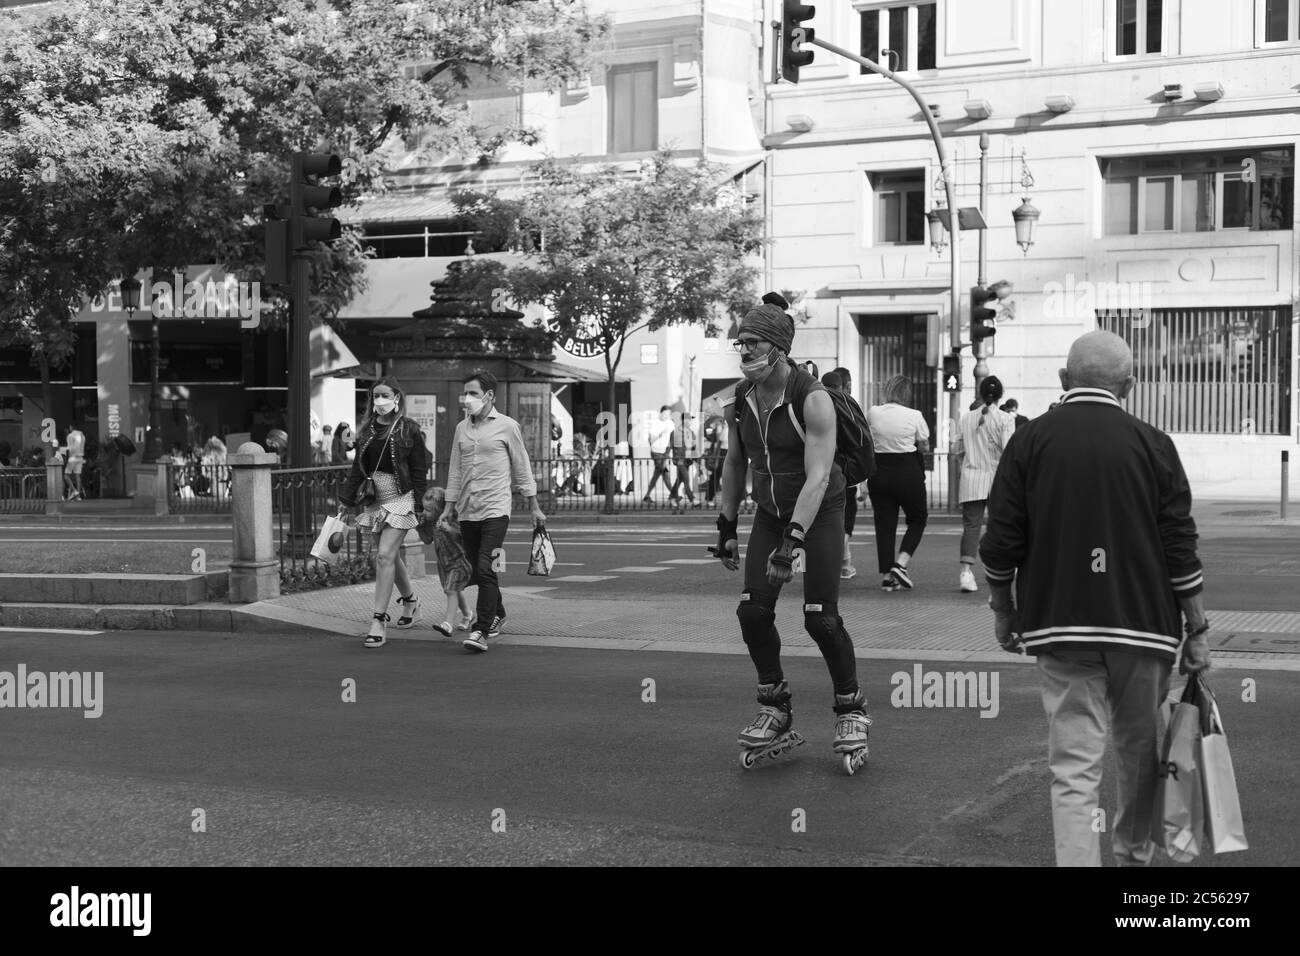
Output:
[
  {"xmin": 339, "ymin": 192, "xmax": 460, "ymax": 225},
  {"xmin": 509, "ymin": 359, "xmax": 630, "ymax": 384}
]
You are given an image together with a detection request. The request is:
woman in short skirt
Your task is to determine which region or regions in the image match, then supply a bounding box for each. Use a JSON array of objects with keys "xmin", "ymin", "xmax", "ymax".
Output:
[{"xmin": 340, "ymin": 377, "xmax": 430, "ymax": 646}]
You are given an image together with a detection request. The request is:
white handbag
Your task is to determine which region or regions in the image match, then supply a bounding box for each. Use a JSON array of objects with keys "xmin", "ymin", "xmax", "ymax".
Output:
[{"xmin": 310, "ymin": 513, "xmax": 350, "ymax": 565}]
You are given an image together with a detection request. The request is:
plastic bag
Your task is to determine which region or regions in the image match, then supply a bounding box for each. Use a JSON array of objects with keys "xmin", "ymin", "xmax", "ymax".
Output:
[{"xmin": 310, "ymin": 513, "xmax": 350, "ymax": 565}]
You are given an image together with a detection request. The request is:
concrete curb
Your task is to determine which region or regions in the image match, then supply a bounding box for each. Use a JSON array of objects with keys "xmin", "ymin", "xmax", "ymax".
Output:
[{"xmin": 0, "ymin": 571, "xmax": 228, "ymax": 605}]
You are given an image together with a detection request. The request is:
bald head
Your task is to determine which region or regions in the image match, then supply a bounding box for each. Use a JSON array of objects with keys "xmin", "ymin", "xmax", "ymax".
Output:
[{"xmin": 1061, "ymin": 331, "xmax": 1135, "ymax": 398}]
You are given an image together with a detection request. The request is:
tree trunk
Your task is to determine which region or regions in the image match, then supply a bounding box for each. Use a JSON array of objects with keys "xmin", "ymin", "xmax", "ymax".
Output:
[
  {"xmin": 604, "ymin": 370, "xmax": 617, "ymax": 514},
  {"xmin": 37, "ymin": 348, "xmax": 54, "ymax": 463}
]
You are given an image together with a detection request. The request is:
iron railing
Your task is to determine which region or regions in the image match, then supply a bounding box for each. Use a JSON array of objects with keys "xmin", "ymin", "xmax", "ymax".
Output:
[
  {"xmin": 270, "ymin": 465, "xmax": 377, "ymax": 591},
  {"xmin": 168, "ymin": 462, "xmax": 234, "ymax": 513},
  {"xmin": 0, "ymin": 468, "xmax": 46, "ymax": 514}
]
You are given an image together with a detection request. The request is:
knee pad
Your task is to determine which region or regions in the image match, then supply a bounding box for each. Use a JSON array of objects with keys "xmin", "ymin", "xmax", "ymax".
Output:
[
  {"xmin": 803, "ymin": 602, "xmax": 846, "ymax": 648},
  {"xmin": 737, "ymin": 589, "xmax": 778, "ymax": 647}
]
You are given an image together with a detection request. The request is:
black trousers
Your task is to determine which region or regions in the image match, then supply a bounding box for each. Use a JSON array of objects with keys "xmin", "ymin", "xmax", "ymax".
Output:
[
  {"xmin": 866, "ymin": 453, "xmax": 929, "ymax": 573},
  {"xmin": 459, "ymin": 515, "xmax": 510, "ymax": 632},
  {"xmin": 738, "ymin": 490, "xmax": 858, "ymax": 697},
  {"xmin": 669, "ymin": 459, "xmax": 695, "ymax": 500},
  {"xmin": 644, "ymin": 452, "xmax": 671, "ymax": 493}
]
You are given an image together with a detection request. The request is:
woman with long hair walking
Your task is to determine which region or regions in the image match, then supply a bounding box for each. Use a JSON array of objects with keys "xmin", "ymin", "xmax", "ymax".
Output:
[
  {"xmin": 952, "ymin": 375, "xmax": 1016, "ymax": 594},
  {"xmin": 339, "ymin": 377, "xmax": 430, "ymax": 646}
]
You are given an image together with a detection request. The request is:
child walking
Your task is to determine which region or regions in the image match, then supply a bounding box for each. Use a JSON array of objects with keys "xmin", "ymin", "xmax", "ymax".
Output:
[{"xmin": 419, "ymin": 487, "xmax": 473, "ymax": 636}]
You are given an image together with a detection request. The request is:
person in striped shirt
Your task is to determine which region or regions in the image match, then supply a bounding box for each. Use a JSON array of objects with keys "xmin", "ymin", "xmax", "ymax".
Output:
[
  {"xmin": 951, "ymin": 375, "xmax": 1017, "ymax": 593},
  {"xmin": 979, "ymin": 331, "xmax": 1211, "ymax": 867}
]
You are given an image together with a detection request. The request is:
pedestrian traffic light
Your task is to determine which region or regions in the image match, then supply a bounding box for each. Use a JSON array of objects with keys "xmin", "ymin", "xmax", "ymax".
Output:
[
  {"xmin": 970, "ymin": 285, "xmax": 998, "ymax": 354},
  {"xmin": 290, "ymin": 152, "xmax": 342, "ymax": 249},
  {"xmin": 943, "ymin": 354, "xmax": 961, "ymax": 392},
  {"xmin": 781, "ymin": 1, "xmax": 815, "ymax": 83}
]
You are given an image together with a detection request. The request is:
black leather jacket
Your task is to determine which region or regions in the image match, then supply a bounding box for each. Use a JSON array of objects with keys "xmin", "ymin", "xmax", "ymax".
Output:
[{"xmin": 339, "ymin": 415, "xmax": 430, "ymax": 513}]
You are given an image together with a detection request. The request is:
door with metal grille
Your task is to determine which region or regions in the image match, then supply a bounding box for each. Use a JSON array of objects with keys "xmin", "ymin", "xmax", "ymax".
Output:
[{"xmin": 857, "ymin": 313, "xmax": 938, "ymax": 441}]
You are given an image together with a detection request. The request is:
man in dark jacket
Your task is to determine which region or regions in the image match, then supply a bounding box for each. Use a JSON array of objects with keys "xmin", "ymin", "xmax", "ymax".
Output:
[{"xmin": 980, "ymin": 331, "xmax": 1211, "ymax": 867}]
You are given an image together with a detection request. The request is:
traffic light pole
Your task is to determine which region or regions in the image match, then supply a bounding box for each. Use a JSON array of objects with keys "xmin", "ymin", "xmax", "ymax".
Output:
[
  {"xmin": 287, "ymin": 155, "xmax": 316, "ymax": 552},
  {"xmin": 808, "ymin": 35, "xmax": 962, "ymax": 510},
  {"xmin": 974, "ymin": 132, "xmax": 990, "ymax": 387}
]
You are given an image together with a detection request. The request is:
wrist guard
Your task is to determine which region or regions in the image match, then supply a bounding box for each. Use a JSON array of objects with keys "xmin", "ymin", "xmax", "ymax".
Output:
[
  {"xmin": 715, "ymin": 513, "xmax": 739, "ymax": 557},
  {"xmin": 770, "ymin": 522, "xmax": 806, "ymax": 569}
]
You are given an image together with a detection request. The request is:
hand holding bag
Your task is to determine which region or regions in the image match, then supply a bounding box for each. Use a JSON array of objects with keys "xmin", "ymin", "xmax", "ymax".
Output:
[
  {"xmin": 310, "ymin": 512, "xmax": 351, "ymax": 565},
  {"xmin": 527, "ymin": 526, "xmax": 556, "ymax": 576},
  {"xmin": 1151, "ymin": 677, "xmax": 1205, "ymax": 862},
  {"xmin": 1195, "ymin": 675, "xmax": 1249, "ymax": 855}
]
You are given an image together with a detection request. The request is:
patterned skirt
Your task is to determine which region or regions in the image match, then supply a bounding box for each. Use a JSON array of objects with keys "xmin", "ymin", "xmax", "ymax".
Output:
[{"xmin": 355, "ymin": 472, "xmax": 420, "ymax": 532}]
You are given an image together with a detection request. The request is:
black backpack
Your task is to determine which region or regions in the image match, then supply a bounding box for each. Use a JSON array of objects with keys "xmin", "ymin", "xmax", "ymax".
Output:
[{"xmin": 736, "ymin": 367, "xmax": 876, "ymax": 485}]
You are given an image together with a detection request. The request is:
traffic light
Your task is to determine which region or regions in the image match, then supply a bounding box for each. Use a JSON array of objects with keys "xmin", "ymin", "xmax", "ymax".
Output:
[
  {"xmin": 969, "ymin": 285, "xmax": 998, "ymax": 354},
  {"xmin": 781, "ymin": 1, "xmax": 815, "ymax": 83},
  {"xmin": 942, "ymin": 354, "xmax": 961, "ymax": 392},
  {"xmin": 291, "ymin": 152, "xmax": 342, "ymax": 248}
]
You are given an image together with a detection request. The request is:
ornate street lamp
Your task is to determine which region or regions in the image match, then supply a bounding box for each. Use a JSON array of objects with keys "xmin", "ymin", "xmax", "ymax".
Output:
[
  {"xmin": 119, "ymin": 277, "xmax": 142, "ymax": 317},
  {"xmin": 1011, "ymin": 151, "xmax": 1040, "ymax": 255}
]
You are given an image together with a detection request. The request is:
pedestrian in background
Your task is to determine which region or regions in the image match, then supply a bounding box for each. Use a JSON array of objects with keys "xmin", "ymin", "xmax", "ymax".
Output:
[
  {"xmin": 823, "ymin": 367, "xmax": 867, "ymax": 580},
  {"xmin": 701, "ymin": 414, "xmax": 726, "ymax": 508},
  {"xmin": 330, "ymin": 422, "xmax": 355, "ymax": 465},
  {"xmin": 419, "ymin": 486, "xmax": 473, "ymax": 638},
  {"xmin": 669, "ymin": 412, "xmax": 699, "ymax": 507},
  {"xmin": 1000, "ymin": 398, "xmax": 1030, "ymax": 430},
  {"xmin": 951, "ymin": 375, "xmax": 1016, "ymax": 593},
  {"xmin": 64, "ymin": 425, "xmax": 86, "ymax": 501},
  {"xmin": 866, "ymin": 374, "xmax": 930, "ymax": 592},
  {"xmin": 641, "ymin": 406, "xmax": 674, "ymax": 503},
  {"xmin": 340, "ymin": 376, "xmax": 430, "ymax": 647},
  {"xmin": 980, "ymin": 330, "xmax": 1211, "ymax": 867},
  {"xmin": 440, "ymin": 369, "xmax": 546, "ymax": 654}
]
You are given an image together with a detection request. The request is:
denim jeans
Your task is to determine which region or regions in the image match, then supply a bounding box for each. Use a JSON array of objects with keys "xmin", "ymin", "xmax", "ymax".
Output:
[
  {"xmin": 960, "ymin": 499, "xmax": 987, "ymax": 564},
  {"xmin": 459, "ymin": 515, "xmax": 510, "ymax": 633}
]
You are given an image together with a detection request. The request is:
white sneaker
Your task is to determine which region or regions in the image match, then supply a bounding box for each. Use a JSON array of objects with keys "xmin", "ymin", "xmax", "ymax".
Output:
[
  {"xmin": 457, "ymin": 612, "xmax": 473, "ymax": 632},
  {"xmin": 959, "ymin": 568, "xmax": 978, "ymax": 593}
]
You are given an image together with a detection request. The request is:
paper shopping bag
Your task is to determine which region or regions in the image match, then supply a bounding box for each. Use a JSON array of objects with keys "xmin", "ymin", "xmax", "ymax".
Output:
[
  {"xmin": 310, "ymin": 514, "xmax": 350, "ymax": 566},
  {"xmin": 527, "ymin": 526, "xmax": 556, "ymax": 576},
  {"xmin": 1151, "ymin": 679, "xmax": 1205, "ymax": 862},
  {"xmin": 1196, "ymin": 677, "xmax": 1249, "ymax": 855}
]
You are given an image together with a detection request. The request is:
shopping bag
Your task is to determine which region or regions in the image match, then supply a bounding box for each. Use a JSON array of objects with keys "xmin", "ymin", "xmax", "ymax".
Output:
[
  {"xmin": 527, "ymin": 526, "xmax": 556, "ymax": 576},
  {"xmin": 1151, "ymin": 678, "xmax": 1205, "ymax": 862},
  {"xmin": 1196, "ymin": 677, "xmax": 1249, "ymax": 855},
  {"xmin": 310, "ymin": 513, "xmax": 350, "ymax": 565}
]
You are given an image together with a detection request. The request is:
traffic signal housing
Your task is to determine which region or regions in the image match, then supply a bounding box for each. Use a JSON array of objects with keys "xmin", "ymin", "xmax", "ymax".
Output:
[
  {"xmin": 781, "ymin": 1, "xmax": 815, "ymax": 83},
  {"xmin": 942, "ymin": 354, "xmax": 961, "ymax": 392},
  {"xmin": 291, "ymin": 152, "xmax": 342, "ymax": 248},
  {"xmin": 969, "ymin": 285, "xmax": 998, "ymax": 354}
]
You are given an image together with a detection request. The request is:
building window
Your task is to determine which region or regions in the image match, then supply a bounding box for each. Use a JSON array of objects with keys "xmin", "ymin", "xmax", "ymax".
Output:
[
  {"xmin": 608, "ymin": 63, "xmax": 657, "ymax": 155},
  {"xmin": 1263, "ymin": 0, "xmax": 1298, "ymax": 42},
  {"xmin": 1115, "ymin": 0, "xmax": 1163, "ymax": 56},
  {"xmin": 1101, "ymin": 149, "xmax": 1293, "ymax": 235},
  {"xmin": 1098, "ymin": 307, "xmax": 1292, "ymax": 435},
  {"xmin": 640, "ymin": 344, "xmax": 659, "ymax": 365},
  {"xmin": 859, "ymin": 3, "xmax": 937, "ymax": 74},
  {"xmin": 870, "ymin": 171, "xmax": 926, "ymax": 244}
]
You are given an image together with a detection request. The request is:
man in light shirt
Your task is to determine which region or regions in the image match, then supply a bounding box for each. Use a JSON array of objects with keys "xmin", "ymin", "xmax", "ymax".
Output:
[
  {"xmin": 641, "ymin": 405, "xmax": 675, "ymax": 503},
  {"xmin": 441, "ymin": 369, "xmax": 546, "ymax": 653}
]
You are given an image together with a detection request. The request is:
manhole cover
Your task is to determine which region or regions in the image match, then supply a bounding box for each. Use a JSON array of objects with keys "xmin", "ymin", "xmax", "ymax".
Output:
[{"xmin": 1220, "ymin": 510, "xmax": 1274, "ymax": 517}]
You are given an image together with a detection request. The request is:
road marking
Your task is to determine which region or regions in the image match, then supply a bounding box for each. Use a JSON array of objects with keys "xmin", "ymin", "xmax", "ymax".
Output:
[
  {"xmin": 0, "ymin": 626, "xmax": 104, "ymax": 636},
  {"xmin": 550, "ymin": 575, "xmax": 617, "ymax": 583},
  {"xmin": 659, "ymin": 558, "xmax": 719, "ymax": 564},
  {"xmin": 607, "ymin": 567, "xmax": 671, "ymax": 573}
]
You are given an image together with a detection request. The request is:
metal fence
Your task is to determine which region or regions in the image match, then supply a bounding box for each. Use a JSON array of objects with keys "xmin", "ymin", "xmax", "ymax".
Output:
[
  {"xmin": 0, "ymin": 468, "xmax": 46, "ymax": 514},
  {"xmin": 515, "ymin": 454, "xmax": 955, "ymax": 514},
  {"xmin": 270, "ymin": 465, "xmax": 377, "ymax": 591},
  {"xmin": 169, "ymin": 462, "xmax": 234, "ymax": 513}
]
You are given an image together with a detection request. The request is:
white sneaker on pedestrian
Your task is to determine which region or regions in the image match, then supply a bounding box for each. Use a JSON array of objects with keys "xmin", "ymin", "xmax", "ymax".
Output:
[
  {"xmin": 959, "ymin": 568, "xmax": 978, "ymax": 593},
  {"xmin": 463, "ymin": 630, "xmax": 488, "ymax": 653},
  {"xmin": 456, "ymin": 611, "xmax": 473, "ymax": 632}
]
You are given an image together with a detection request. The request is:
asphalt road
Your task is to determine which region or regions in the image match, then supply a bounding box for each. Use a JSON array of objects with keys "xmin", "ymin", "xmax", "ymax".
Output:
[
  {"xmin": 1, "ymin": 515, "xmax": 1296, "ymax": 613},
  {"xmin": 1, "ymin": 629, "xmax": 1295, "ymax": 867}
]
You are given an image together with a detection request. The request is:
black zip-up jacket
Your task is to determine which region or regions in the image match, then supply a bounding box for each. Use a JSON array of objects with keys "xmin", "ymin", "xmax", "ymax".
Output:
[
  {"xmin": 979, "ymin": 387, "xmax": 1203, "ymax": 661},
  {"xmin": 339, "ymin": 415, "xmax": 429, "ymax": 513}
]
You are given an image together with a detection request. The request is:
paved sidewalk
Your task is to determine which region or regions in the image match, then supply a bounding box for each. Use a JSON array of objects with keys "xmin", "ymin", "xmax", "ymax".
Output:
[{"xmin": 241, "ymin": 577, "xmax": 1300, "ymax": 670}]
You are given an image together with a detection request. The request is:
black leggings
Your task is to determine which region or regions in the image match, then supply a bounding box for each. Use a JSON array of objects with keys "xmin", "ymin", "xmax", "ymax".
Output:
[
  {"xmin": 737, "ymin": 490, "xmax": 858, "ymax": 697},
  {"xmin": 866, "ymin": 453, "xmax": 928, "ymax": 573}
]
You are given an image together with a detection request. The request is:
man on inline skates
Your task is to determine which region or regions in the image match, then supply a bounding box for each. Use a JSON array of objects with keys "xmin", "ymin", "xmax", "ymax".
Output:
[{"xmin": 713, "ymin": 296, "xmax": 872, "ymax": 773}]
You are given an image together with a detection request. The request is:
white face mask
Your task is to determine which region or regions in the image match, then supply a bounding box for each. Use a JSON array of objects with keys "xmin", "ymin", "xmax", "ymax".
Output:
[
  {"xmin": 739, "ymin": 348, "xmax": 779, "ymax": 383},
  {"xmin": 373, "ymin": 397, "xmax": 397, "ymax": 415},
  {"xmin": 463, "ymin": 396, "xmax": 485, "ymax": 416}
]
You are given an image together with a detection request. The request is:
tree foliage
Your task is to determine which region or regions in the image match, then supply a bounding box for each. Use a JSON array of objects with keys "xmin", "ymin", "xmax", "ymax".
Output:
[{"xmin": 0, "ymin": 0, "xmax": 609, "ymax": 354}]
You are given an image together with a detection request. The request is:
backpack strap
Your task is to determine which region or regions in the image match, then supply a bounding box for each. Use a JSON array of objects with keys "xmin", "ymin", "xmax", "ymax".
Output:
[{"xmin": 786, "ymin": 404, "xmax": 805, "ymax": 442}]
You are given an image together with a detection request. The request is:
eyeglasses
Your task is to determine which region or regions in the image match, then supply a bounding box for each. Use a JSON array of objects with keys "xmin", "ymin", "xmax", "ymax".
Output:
[{"xmin": 732, "ymin": 338, "xmax": 769, "ymax": 353}]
